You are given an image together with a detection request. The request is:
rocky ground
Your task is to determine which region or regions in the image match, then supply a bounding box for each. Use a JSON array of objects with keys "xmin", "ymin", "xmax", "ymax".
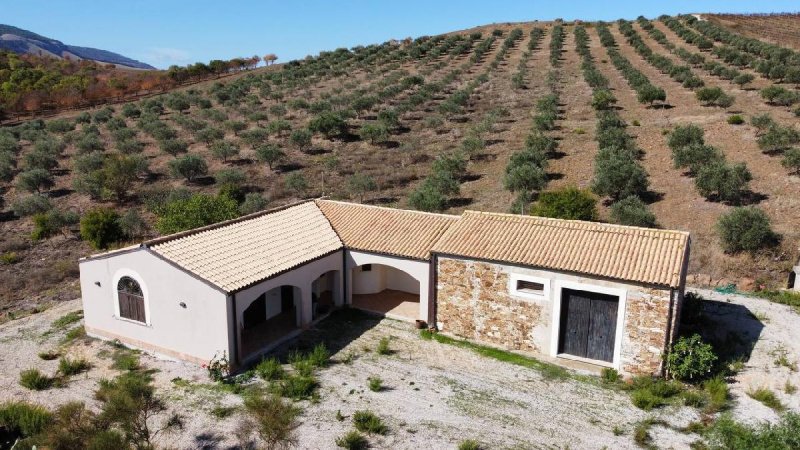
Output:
[{"xmin": 0, "ymin": 287, "xmax": 797, "ymax": 449}]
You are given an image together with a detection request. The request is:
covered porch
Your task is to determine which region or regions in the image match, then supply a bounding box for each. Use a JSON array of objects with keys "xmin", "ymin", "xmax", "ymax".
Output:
[{"xmin": 352, "ymin": 289, "xmax": 420, "ymax": 321}]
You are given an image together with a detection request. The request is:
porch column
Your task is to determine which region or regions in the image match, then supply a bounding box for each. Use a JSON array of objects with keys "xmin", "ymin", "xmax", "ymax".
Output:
[{"xmin": 300, "ymin": 286, "xmax": 313, "ymax": 327}]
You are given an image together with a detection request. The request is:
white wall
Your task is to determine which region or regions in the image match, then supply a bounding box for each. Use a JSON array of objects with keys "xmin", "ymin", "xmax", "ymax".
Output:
[
  {"xmin": 79, "ymin": 249, "xmax": 230, "ymax": 364},
  {"xmin": 793, "ymin": 266, "xmax": 800, "ymax": 291},
  {"xmin": 345, "ymin": 250, "xmax": 430, "ymax": 322}
]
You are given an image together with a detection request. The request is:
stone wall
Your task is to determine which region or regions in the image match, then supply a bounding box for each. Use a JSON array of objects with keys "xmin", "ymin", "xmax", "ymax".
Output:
[
  {"xmin": 619, "ymin": 288, "xmax": 673, "ymax": 375},
  {"xmin": 436, "ymin": 256, "xmax": 678, "ymax": 376},
  {"xmin": 437, "ymin": 258, "xmax": 543, "ymax": 352}
]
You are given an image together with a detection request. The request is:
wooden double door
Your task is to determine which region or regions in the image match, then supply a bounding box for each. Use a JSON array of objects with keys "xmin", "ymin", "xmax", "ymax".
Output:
[{"xmin": 558, "ymin": 288, "xmax": 619, "ymax": 363}]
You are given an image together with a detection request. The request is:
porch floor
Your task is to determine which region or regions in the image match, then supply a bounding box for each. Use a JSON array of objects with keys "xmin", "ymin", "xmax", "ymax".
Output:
[
  {"xmin": 241, "ymin": 310, "xmax": 297, "ymax": 358},
  {"xmin": 352, "ymin": 289, "xmax": 419, "ymax": 321}
]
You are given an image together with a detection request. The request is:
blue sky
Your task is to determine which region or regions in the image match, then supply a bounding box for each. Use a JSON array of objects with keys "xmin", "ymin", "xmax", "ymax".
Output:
[{"xmin": 4, "ymin": 0, "xmax": 799, "ymax": 68}]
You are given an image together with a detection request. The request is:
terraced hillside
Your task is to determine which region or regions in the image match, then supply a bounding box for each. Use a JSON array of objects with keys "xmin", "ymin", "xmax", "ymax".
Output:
[{"xmin": 1, "ymin": 16, "xmax": 799, "ymax": 316}]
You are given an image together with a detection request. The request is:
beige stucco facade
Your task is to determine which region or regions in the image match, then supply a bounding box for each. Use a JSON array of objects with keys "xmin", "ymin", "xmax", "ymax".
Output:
[{"xmin": 435, "ymin": 256, "xmax": 682, "ymax": 376}]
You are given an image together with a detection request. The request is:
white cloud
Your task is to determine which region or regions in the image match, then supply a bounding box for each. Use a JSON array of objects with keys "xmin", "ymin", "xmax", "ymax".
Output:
[{"xmin": 143, "ymin": 47, "xmax": 191, "ymax": 67}]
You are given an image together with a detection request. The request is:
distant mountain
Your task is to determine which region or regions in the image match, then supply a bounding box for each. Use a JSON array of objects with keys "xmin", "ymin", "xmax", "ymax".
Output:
[{"xmin": 0, "ymin": 24, "xmax": 155, "ymax": 70}]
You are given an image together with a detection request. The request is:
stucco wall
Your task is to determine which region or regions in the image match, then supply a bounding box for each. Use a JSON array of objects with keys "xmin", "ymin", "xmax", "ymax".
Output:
[
  {"xmin": 435, "ymin": 256, "xmax": 677, "ymax": 376},
  {"xmin": 345, "ymin": 250, "xmax": 430, "ymax": 322},
  {"xmin": 351, "ymin": 264, "xmax": 420, "ymax": 295},
  {"xmin": 79, "ymin": 249, "xmax": 230, "ymax": 364}
]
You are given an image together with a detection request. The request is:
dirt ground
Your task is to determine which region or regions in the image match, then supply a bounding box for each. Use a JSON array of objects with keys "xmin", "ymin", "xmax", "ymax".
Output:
[{"xmin": 1, "ymin": 287, "xmax": 797, "ymax": 449}]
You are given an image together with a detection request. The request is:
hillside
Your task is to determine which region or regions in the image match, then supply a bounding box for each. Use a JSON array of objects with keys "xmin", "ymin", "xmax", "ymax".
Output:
[
  {"xmin": 1, "ymin": 15, "xmax": 800, "ymax": 317},
  {"xmin": 0, "ymin": 24, "xmax": 155, "ymax": 69},
  {"xmin": 706, "ymin": 13, "xmax": 800, "ymax": 50}
]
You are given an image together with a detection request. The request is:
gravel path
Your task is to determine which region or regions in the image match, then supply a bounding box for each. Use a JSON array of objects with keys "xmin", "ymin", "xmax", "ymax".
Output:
[{"xmin": 1, "ymin": 288, "xmax": 798, "ymax": 448}]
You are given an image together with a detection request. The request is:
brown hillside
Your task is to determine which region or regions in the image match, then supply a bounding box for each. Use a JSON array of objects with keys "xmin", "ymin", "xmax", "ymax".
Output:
[
  {"xmin": 706, "ymin": 13, "xmax": 800, "ymax": 50},
  {"xmin": 1, "ymin": 17, "xmax": 799, "ymax": 318}
]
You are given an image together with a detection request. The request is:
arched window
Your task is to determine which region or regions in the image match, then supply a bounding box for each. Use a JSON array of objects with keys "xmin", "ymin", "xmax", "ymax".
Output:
[{"xmin": 117, "ymin": 276, "xmax": 146, "ymax": 323}]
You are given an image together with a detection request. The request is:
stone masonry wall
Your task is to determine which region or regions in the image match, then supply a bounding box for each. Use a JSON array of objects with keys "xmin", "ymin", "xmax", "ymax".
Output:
[
  {"xmin": 620, "ymin": 288, "xmax": 673, "ymax": 376},
  {"xmin": 437, "ymin": 258, "xmax": 543, "ymax": 352},
  {"xmin": 436, "ymin": 256, "xmax": 677, "ymax": 377}
]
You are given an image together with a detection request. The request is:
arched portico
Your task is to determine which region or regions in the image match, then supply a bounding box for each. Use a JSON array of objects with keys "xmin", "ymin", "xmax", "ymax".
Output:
[
  {"xmin": 345, "ymin": 250, "xmax": 431, "ymax": 323},
  {"xmin": 239, "ymin": 284, "xmax": 302, "ymax": 359}
]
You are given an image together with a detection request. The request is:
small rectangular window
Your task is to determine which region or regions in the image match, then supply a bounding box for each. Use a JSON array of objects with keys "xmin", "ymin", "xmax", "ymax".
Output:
[
  {"xmin": 362, "ymin": 264, "xmax": 372, "ymax": 272},
  {"xmin": 516, "ymin": 279, "xmax": 544, "ymax": 294}
]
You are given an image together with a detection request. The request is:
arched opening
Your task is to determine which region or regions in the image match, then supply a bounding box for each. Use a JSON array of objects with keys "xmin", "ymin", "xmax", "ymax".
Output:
[
  {"xmin": 311, "ymin": 270, "xmax": 340, "ymax": 320},
  {"xmin": 240, "ymin": 285, "xmax": 301, "ymax": 358},
  {"xmin": 117, "ymin": 276, "xmax": 146, "ymax": 323},
  {"xmin": 351, "ymin": 264, "xmax": 420, "ymax": 320}
]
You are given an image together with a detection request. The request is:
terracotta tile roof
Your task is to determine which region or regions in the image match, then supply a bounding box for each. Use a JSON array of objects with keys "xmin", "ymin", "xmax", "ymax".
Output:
[
  {"xmin": 432, "ymin": 211, "xmax": 690, "ymax": 288},
  {"xmin": 315, "ymin": 199, "xmax": 459, "ymax": 260},
  {"xmin": 148, "ymin": 201, "xmax": 342, "ymax": 292}
]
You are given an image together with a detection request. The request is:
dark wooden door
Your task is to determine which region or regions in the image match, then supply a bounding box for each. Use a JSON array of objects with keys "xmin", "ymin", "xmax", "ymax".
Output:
[
  {"xmin": 281, "ymin": 286, "xmax": 294, "ymax": 313},
  {"xmin": 558, "ymin": 289, "xmax": 618, "ymax": 363},
  {"xmin": 118, "ymin": 292, "xmax": 145, "ymax": 323},
  {"xmin": 559, "ymin": 290, "xmax": 591, "ymax": 358}
]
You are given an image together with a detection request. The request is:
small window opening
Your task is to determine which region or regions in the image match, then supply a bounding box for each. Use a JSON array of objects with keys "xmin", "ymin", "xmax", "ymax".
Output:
[
  {"xmin": 362, "ymin": 264, "xmax": 372, "ymax": 272},
  {"xmin": 516, "ymin": 279, "xmax": 544, "ymax": 294}
]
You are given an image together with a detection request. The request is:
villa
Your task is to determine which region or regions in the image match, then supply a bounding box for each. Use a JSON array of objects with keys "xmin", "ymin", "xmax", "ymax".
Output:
[{"xmin": 78, "ymin": 199, "xmax": 690, "ymax": 376}]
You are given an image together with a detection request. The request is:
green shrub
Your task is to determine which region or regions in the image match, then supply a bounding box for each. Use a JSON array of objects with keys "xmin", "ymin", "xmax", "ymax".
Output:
[
  {"xmin": 0, "ymin": 401, "xmax": 52, "ymax": 438},
  {"xmin": 672, "ymin": 143, "xmax": 723, "ymax": 173},
  {"xmin": 240, "ymin": 193, "xmax": 269, "ymax": 215},
  {"xmin": 335, "ymin": 430, "xmax": 368, "ymax": 449},
  {"xmin": 591, "ymin": 89, "xmax": 617, "ymax": 110},
  {"xmin": 610, "ymin": 196, "xmax": 657, "ymax": 227},
  {"xmin": 80, "ymin": 208, "xmax": 123, "ymax": 250},
  {"xmin": 782, "ymin": 148, "xmax": 800, "ymax": 175},
  {"xmin": 458, "ymin": 439, "xmax": 483, "ymax": 450},
  {"xmin": 717, "ymin": 207, "xmax": 778, "ymax": 253},
  {"xmin": 367, "ymin": 377, "xmax": 383, "ymax": 392},
  {"xmin": 376, "ymin": 337, "xmax": 391, "ymax": 355},
  {"xmin": 358, "ymin": 123, "xmax": 389, "ymax": 144},
  {"xmin": 352, "ymin": 410, "xmax": 388, "ymax": 435},
  {"xmin": 703, "ymin": 376, "xmax": 729, "ymax": 413},
  {"xmin": 242, "ymin": 393, "xmax": 300, "ymax": 449},
  {"xmin": 168, "ymin": 154, "xmax": 208, "ymax": 182},
  {"xmin": 629, "ymin": 376, "xmax": 683, "ymax": 410},
  {"xmin": 51, "ymin": 311, "xmax": 82, "ymax": 329},
  {"xmin": 155, "ymin": 193, "xmax": 239, "ymax": 234},
  {"xmin": 31, "ymin": 209, "xmax": 79, "ymax": 241},
  {"xmin": 210, "ymin": 141, "xmax": 240, "ymax": 163},
  {"xmin": 727, "ymin": 115, "xmax": 744, "ymax": 125},
  {"xmin": 667, "ymin": 334, "xmax": 717, "ymax": 381},
  {"xmin": 694, "ymin": 159, "xmax": 752, "ymax": 203},
  {"xmin": 17, "ymin": 168, "xmax": 55, "ymax": 193},
  {"xmin": 11, "ymin": 194, "xmax": 52, "ymax": 217},
  {"xmin": 601, "ymin": 368, "xmax": 621, "ymax": 384},
  {"xmin": 308, "ymin": 111, "xmax": 348, "ymax": 138},
  {"xmin": 58, "ymin": 357, "xmax": 91, "ymax": 376},
  {"xmin": 255, "ymin": 357, "xmax": 285, "ymax": 381},
  {"xmin": 530, "ymin": 186, "xmax": 597, "ymax": 221},
  {"xmin": 307, "ymin": 343, "xmax": 330, "ymax": 368},
  {"xmin": 668, "ymin": 124, "xmax": 704, "ymax": 151},
  {"xmin": 19, "ymin": 368, "xmax": 53, "ymax": 390},
  {"xmin": 273, "ymin": 374, "xmax": 318, "ymax": 400},
  {"xmin": 591, "ymin": 147, "xmax": 649, "ymax": 200}
]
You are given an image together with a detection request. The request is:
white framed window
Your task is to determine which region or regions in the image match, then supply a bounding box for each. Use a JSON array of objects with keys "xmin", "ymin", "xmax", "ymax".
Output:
[
  {"xmin": 508, "ymin": 273, "xmax": 550, "ymax": 300},
  {"xmin": 111, "ymin": 269, "xmax": 151, "ymax": 326}
]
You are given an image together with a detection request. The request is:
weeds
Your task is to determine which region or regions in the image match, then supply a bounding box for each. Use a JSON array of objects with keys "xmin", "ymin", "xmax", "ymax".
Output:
[
  {"xmin": 705, "ymin": 412, "xmax": 800, "ymax": 448},
  {"xmin": 601, "ymin": 368, "xmax": 621, "ymax": 384},
  {"xmin": 376, "ymin": 337, "xmax": 391, "ymax": 355},
  {"xmin": 367, "ymin": 376, "xmax": 383, "ymax": 392},
  {"xmin": 61, "ymin": 325, "xmax": 86, "ymax": 344},
  {"xmin": 628, "ymin": 377, "xmax": 683, "ymax": 410},
  {"xmin": 273, "ymin": 374, "xmax": 318, "ymax": 400},
  {"xmin": 335, "ymin": 430, "xmax": 368, "ymax": 449},
  {"xmin": 240, "ymin": 393, "xmax": 300, "ymax": 449},
  {"xmin": 209, "ymin": 405, "xmax": 236, "ymax": 418},
  {"xmin": 785, "ymin": 381, "xmax": 797, "ymax": 395},
  {"xmin": 420, "ymin": 330, "xmax": 570, "ymax": 381},
  {"xmin": 111, "ymin": 348, "xmax": 140, "ymax": 371},
  {"xmin": 352, "ymin": 410, "xmax": 388, "ymax": 435},
  {"xmin": 19, "ymin": 369, "xmax": 54, "ymax": 391},
  {"xmin": 458, "ymin": 439, "xmax": 483, "ymax": 450},
  {"xmin": 255, "ymin": 357, "xmax": 285, "ymax": 381},
  {"xmin": 0, "ymin": 401, "xmax": 53, "ymax": 438},
  {"xmin": 38, "ymin": 350, "xmax": 60, "ymax": 360},
  {"xmin": 51, "ymin": 311, "xmax": 83, "ymax": 329},
  {"xmin": 58, "ymin": 357, "xmax": 91, "ymax": 376},
  {"xmin": 747, "ymin": 387, "xmax": 784, "ymax": 411}
]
